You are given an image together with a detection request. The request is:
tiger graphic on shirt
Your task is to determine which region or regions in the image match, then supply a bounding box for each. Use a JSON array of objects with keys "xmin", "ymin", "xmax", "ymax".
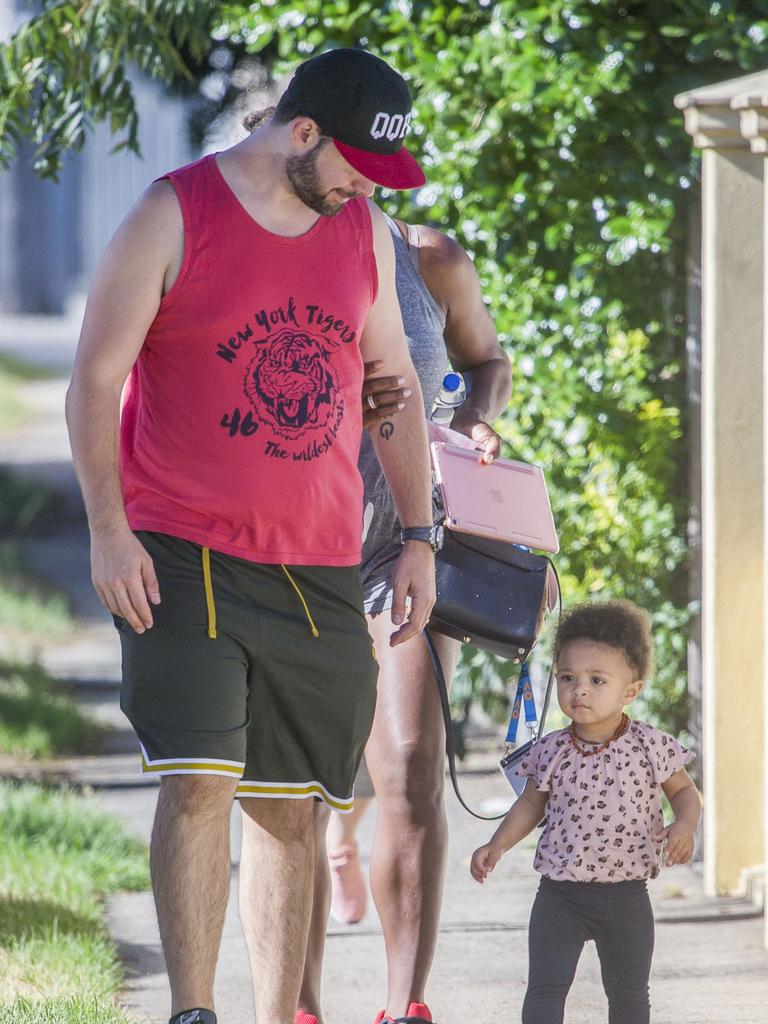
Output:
[{"xmin": 243, "ymin": 328, "xmax": 341, "ymax": 441}]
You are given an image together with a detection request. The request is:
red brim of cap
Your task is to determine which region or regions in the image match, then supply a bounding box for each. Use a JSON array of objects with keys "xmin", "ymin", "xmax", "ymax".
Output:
[{"xmin": 333, "ymin": 139, "xmax": 426, "ymax": 190}]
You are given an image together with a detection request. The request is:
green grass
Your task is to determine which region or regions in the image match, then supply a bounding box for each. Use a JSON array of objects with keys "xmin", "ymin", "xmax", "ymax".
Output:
[
  {"xmin": 0, "ymin": 358, "xmax": 141, "ymax": 1019},
  {"xmin": 0, "ymin": 354, "xmax": 55, "ymax": 433},
  {"xmin": 0, "ymin": 996, "xmax": 136, "ymax": 1024},
  {"xmin": 0, "ymin": 541, "xmax": 71, "ymax": 638},
  {"xmin": 0, "ymin": 474, "xmax": 71, "ymax": 641},
  {"xmin": 0, "ymin": 353, "xmax": 60, "ymax": 382},
  {"xmin": 0, "ymin": 660, "xmax": 101, "ymax": 758},
  {"xmin": 0, "ymin": 371, "xmax": 26, "ymax": 431},
  {"xmin": 0, "ymin": 782, "xmax": 150, "ymax": 1010},
  {"xmin": 0, "ymin": 468, "xmax": 58, "ymax": 534},
  {"xmin": 0, "ymin": 363, "xmax": 71, "ymax": 643}
]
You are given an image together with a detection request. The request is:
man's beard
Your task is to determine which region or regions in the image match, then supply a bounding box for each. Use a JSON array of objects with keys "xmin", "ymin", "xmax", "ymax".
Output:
[{"xmin": 285, "ymin": 139, "xmax": 360, "ymax": 217}]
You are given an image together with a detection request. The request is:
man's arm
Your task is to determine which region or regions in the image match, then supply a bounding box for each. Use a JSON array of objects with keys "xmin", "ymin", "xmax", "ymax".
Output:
[
  {"xmin": 360, "ymin": 201, "xmax": 435, "ymax": 645},
  {"xmin": 65, "ymin": 181, "xmax": 183, "ymax": 633}
]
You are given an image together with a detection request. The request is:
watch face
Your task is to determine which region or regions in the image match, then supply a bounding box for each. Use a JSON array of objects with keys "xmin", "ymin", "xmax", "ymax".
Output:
[{"xmin": 433, "ymin": 523, "xmax": 445, "ymax": 551}]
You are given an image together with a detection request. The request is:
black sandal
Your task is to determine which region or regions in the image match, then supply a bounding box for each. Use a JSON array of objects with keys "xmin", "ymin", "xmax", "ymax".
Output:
[{"xmin": 168, "ymin": 1010, "xmax": 217, "ymax": 1024}]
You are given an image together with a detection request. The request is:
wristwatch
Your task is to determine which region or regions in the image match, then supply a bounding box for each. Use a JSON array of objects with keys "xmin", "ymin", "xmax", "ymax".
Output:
[{"xmin": 399, "ymin": 524, "xmax": 444, "ymax": 553}]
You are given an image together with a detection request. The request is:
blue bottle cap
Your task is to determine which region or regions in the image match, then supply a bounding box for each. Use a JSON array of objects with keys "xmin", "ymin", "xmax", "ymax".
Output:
[{"xmin": 442, "ymin": 372, "xmax": 463, "ymax": 392}]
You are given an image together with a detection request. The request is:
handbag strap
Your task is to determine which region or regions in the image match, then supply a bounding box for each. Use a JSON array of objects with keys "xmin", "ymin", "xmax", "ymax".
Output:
[{"xmin": 424, "ymin": 556, "xmax": 562, "ymax": 822}]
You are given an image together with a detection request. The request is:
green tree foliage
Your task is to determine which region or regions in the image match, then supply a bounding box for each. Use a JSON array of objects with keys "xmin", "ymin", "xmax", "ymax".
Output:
[
  {"xmin": 4, "ymin": 1, "xmax": 768, "ymax": 733},
  {"xmin": 211, "ymin": 0, "xmax": 768, "ymax": 735},
  {"xmin": 0, "ymin": 0, "xmax": 214, "ymax": 176}
]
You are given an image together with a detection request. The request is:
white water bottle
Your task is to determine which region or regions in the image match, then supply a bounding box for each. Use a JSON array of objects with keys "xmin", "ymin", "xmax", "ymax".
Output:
[{"xmin": 430, "ymin": 371, "xmax": 466, "ymax": 424}]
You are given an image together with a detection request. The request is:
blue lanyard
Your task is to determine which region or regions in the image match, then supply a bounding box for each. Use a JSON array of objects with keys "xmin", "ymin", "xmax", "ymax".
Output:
[{"xmin": 505, "ymin": 661, "xmax": 538, "ymax": 745}]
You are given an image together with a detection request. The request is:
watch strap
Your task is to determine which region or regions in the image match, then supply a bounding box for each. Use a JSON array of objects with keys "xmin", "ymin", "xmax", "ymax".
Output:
[{"xmin": 400, "ymin": 526, "xmax": 437, "ymax": 544}]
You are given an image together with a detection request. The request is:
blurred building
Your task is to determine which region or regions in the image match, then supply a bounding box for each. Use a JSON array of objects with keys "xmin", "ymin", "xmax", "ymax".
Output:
[{"xmin": 0, "ymin": 0, "xmax": 193, "ymax": 314}]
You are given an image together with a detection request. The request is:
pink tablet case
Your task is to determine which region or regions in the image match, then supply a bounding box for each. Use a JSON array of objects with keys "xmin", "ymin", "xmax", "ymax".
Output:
[{"xmin": 430, "ymin": 441, "xmax": 560, "ymax": 554}]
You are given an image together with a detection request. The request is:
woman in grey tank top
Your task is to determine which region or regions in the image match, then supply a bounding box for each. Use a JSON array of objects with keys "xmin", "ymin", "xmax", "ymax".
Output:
[
  {"xmin": 357, "ymin": 216, "xmax": 449, "ymax": 612},
  {"xmin": 300, "ymin": 219, "xmax": 512, "ymax": 1024}
]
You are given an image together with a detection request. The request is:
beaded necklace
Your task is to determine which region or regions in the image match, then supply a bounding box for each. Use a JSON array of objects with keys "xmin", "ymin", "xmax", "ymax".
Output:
[{"xmin": 569, "ymin": 712, "xmax": 630, "ymax": 757}]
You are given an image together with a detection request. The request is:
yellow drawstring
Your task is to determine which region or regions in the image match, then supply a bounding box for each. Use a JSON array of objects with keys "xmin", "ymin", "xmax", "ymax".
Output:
[
  {"xmin": 201, "ymin": 550, "xmax": 317, "ymax": 641},
  {"xmin": 280, "ymin": 564, "xmax": 320, "ymax": 638},
  {"xmin": 202, "ymin": 547, "xmax": 217, "ymax": 639}
]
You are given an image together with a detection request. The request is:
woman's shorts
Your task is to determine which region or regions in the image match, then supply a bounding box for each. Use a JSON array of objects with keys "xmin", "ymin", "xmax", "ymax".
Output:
[
  {"xmin": 353, "ymin": 544, "xmax": 401, "ymax": 800},
  {"xmin": 116, "ymin": 531, "xmax": 379, "ymax": 812},
  {"xmin": 360, "ymin": 539, "xmax": 400, "ymax": 615}
]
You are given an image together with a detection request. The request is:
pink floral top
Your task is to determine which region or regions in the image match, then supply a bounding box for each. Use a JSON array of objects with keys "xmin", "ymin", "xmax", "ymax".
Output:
[{"xmin": 519, "ymin": 720, "xmax": 694, "ymax": 883}]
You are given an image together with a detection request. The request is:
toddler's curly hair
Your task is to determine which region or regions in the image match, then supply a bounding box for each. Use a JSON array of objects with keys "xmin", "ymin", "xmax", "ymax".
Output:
[{"xmin": 554, "ymin": 599, "xmax": 654, "ymax": 680}]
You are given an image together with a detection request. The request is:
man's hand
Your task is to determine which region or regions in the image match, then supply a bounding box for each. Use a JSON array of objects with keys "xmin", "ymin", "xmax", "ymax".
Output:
[
  {"xmin": 389, "ymin": 541, "xmax": 436, "ymax": 646},
  {"xmin": 450, "ymin": 407, "xmax": 502, "ymax": 464},
  {"xmin": 362, "ymin": 359, "xmax": 413, "ymax": 429},
  {"xmin": 654, "ymin": 820, "xmax": 696, "ymax": 866},
  {"xmin": 91, "ymin": 528, "xmax": 161, "ymax": 633}
]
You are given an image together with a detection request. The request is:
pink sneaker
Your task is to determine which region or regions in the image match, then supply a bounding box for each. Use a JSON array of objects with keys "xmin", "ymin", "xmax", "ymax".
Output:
[
  {"xmin": 294, "ymin": 1013, "xmax": 319, "ymax": 1024},
  {"xmin": 374, "ymin": 1003, "xmax": 433, "ymax": 1023},
  {"xmin": 328, "ymin": 842, "xmax": 367, "ymax": 924}
]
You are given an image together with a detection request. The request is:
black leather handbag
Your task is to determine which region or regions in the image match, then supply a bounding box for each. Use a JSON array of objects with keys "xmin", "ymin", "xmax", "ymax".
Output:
[
  {"xmin": 425, "ymin": 525, "xmax": 561, "ymax": 821},
  {"xmin": 429, "ymin": 528, "xmax": 552, "ymax": 663}
]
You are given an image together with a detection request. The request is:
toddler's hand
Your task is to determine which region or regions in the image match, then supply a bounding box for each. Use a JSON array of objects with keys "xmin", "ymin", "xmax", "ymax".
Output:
[
  {"xmin": 470, "ymin": 842, "xmax": 501, "ymax": 883},
  {"xmin": 654, "ymin": 821, "xmax": 696, "ymax": 865}
]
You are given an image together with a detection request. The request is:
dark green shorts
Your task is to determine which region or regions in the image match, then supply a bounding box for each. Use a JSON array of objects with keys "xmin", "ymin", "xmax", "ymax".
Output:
[{"xmin": 116, "ymin": 531, "xmax": 378, "ymax": 812}]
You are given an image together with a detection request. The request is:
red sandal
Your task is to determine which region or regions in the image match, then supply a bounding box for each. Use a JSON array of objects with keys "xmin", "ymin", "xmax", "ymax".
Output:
[{"xmin": 374, "ymin": 1003, "xmax": 433, "ymax": 1023}]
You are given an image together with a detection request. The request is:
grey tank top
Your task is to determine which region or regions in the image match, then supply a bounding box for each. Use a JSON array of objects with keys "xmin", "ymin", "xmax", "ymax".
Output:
[{"xmin": 358, "ymin": 216, "xmax": 448, "ymax": 579}]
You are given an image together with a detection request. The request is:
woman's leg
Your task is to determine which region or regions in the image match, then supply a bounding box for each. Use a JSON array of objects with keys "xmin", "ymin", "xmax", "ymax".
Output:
[
  {"xmin": 327, "ymin": 796, "xmax": 374, "ymax": 924},
  {"xmin": 364, "ymin": 618, "xmax": 460, "ymax": 1018},
  {"xmin": 327, "ymin": 797, "xmax": 374, "ymax": 850}
]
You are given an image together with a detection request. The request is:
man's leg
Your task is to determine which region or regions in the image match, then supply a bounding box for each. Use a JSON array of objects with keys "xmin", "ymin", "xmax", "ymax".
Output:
[
  {"xmin": 298, "ymin": 797, "xmax": 374, "ymax": 1021},
  {"xmin": 297, "ymin": 803, "xmax": 332, "ymax": 1022},
  {"xmin": 239, "ymin": 796, "xmax": 316, "ymax": 1024},
  {"xmin": 364, "ymin": 621, "xmax": 460, "ymax": 1018},
  {"xmin": 151, "ymin": 774, "xmax": 238, "ymax": 1015},
  {"xmin": 239, "ymin": 561, "xmax": 378, "ymax": 1022}
]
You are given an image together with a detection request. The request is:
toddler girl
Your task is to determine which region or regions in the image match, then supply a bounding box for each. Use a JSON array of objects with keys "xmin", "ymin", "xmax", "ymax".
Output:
[{"xmin": 470, "ymin": 599, "xmax": 701, "ymax": 1024}]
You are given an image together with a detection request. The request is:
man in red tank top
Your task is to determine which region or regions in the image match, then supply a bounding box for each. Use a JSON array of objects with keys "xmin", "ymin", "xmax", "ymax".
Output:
[{"xmin": 67, "ymin": 49, "xmax": 437, "ymax": 1024}]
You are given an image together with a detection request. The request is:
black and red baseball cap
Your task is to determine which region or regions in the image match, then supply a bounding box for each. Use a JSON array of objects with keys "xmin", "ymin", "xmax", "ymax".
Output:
[{"xmin": 281, "ymin": 48, "xmax": 426, "ymax": 190}]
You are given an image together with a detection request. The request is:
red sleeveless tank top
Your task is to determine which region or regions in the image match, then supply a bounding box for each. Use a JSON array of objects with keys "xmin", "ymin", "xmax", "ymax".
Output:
[{"xmin": 120, "ymin": 154, "xmax": 377, "ymax": 564}]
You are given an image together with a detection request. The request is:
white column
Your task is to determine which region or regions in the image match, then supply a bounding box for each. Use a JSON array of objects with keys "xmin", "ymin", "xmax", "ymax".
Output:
[
  {"xmin": 677, "ymin": 93, "xmax": 765, "ymax": 897},
  {"xmin": 736, "ymin": 90, "xmax": 768, "ymax": 943}
]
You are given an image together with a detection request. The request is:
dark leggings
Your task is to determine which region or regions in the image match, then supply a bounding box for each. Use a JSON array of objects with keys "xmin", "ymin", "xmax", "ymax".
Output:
[{"xmin": 522, "ymin": 876, "xmax": 655, "ymax": 1024}]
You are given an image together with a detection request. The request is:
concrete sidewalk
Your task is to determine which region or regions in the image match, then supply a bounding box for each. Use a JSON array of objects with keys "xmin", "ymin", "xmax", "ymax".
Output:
[
  {"xmin": 95, "ymin": 774, "xmax": 768, "ymax": 1024},
  {"xmin": 1, "ymin": 315, "xmax": 766, "ymax": 1023}
]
